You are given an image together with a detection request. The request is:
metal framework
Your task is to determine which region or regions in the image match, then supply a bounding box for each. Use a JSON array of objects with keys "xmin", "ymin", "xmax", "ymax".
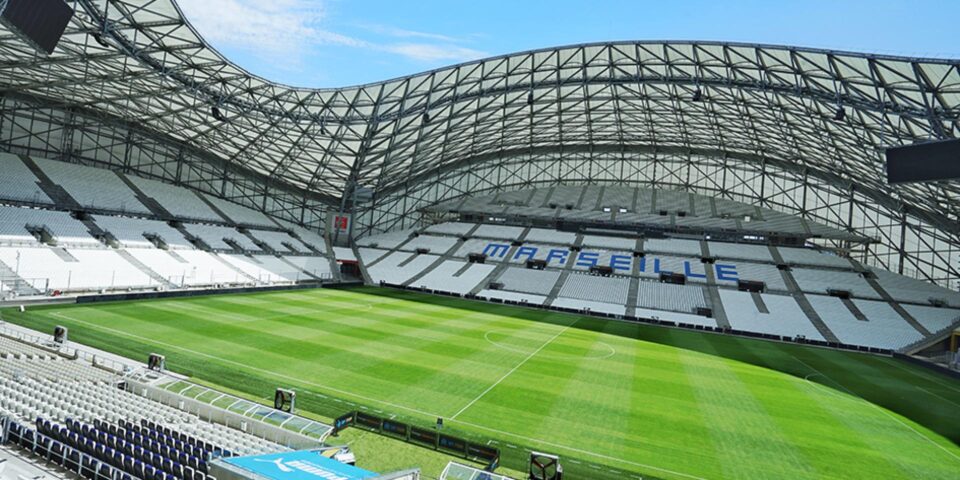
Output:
[{"xmin": 0, "ymin": 0, "xmax": 957, "ymax": 287}]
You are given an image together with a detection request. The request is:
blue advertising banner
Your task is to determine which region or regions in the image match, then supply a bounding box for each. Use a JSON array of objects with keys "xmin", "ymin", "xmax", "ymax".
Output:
[{"xmin": 225, "ymin": 450, "xmax": 378, "ymax": 480}]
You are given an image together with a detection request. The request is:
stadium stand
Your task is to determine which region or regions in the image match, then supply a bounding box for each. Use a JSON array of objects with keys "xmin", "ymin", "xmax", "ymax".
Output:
[
  {"xmin": 181, "ymin": 223, "xmax": 258, "ymax": 251},
  {"xmin": 126, "ymin": 175, "xmax": 224, "ymax": 222},
  {"xmin": 0, "ymin": 329, "xmax": 336, "ymax": 480},
  {"xmin": 720, "ymin": 290, "xmax": 826, "ymax": 341},
  {"xmin": 777, "ymin": 246, "xmax": 854, "ymax": 269},
  {"xmin": 424, "ymin": 222, "xmax": 476, "ymax": 236},
  {"xmin": 636, "ymin": 280, "xmax": 708, "ymax": 313},
  {"xmin": 33, "ymin": 158, "xmax": 150, "ymax": 215},
  {"xmin": 92, "ymin": 214, "xmax": 192, "ymax": 249},
  {"xmin": 414, "ymin": 260, "xmax": 496, "ymax": 294},
  {"xmin": 0, "ymin": 206, "xmax": 97, "ymax": 246},
  {"xmin": 356, "ymin": 219, "xmax": 960, "ymax": 351},
  {"xmin": 807, "ymin": 295, "xmax": 924, "ymax": 350},
  {"xmin": 200, "ymin": 195, "xmax": 276, "ymax": 228},
  {"xmin": 247, "ymin": 229, "xmax": 302, "ymax": 253},
  {"xmin": 497, "ymin": 267, "xmax": 561, "ymax": 296},
  {"xmin": 559, "ymin": 273, "xmax": 631, "ymax": 305},
  {"xmin": 0, "ymin": 153, "xmax": 52, "ymax": 204},
  {"xmin": 707, "ymin": 242, "xmax": 774, "ymax": 262}
]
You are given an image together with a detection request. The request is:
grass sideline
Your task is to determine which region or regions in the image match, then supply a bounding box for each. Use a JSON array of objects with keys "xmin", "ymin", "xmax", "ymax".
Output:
[{"xmin": 3, "ymin": 286, "xmax": 959, "ymax": 479}]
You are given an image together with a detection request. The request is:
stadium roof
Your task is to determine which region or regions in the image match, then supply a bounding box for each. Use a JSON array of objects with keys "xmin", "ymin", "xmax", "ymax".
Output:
[{"xmin": 0, "ymin": 3, "xmax": 958, "ymax": 240}]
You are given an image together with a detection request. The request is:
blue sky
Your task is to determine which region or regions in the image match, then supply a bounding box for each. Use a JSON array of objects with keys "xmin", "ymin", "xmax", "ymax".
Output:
[{"xmin": 179, "ymin": 0, "xmax": 960, "ymax": 88}]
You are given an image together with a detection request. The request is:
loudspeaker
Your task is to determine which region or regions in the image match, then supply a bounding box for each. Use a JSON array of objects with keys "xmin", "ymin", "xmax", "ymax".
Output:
[
  {"xmin": 0, "ymin": 0, "xmax": 74, "ymax": 55},
  {"xmin": 886, "ymin": 138, "xmax": 960, "ymax": 184}
]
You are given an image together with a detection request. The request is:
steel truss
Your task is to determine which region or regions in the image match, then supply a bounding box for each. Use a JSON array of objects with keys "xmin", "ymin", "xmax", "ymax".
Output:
[{"xmin": 0, "ymin": 0, "xmax": 957, "ymax": 286}]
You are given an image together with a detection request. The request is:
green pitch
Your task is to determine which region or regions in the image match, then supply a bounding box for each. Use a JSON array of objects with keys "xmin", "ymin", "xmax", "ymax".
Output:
[{"xmin": 4, "ymin": 286, "xmax": 960, "ymax": 479}]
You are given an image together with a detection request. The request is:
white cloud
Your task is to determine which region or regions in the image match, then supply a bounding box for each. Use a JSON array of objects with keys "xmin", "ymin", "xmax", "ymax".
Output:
[
  {"xmin": 179, "ymin": 0, "xmax": 490, "ymax": 69},
  {"xmin": 179, "ymin": 0, "xmax": 365, "ymax": 55},
  {"xmin": 358, "ymin": 24, "xmax": 458, "ymax": 43},
  {"xmin": 382, "ymin": 43, "xmax": 489, "ymax": 63}
]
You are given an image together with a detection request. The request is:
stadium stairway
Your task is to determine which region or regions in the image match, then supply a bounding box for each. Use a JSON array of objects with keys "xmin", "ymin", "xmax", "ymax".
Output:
[
  {"xmin": 624, "ymin": 237, "xmax": 644, "ymax": 318},
  {"xmin": 701, "ymin": 257, "xmax": 732, "ymax": 329},
  {"xmin": 194, "ymin": 194, "xmax": 236, "ymax": 224},
  {"xmin": 17, "ymin": 155, "xmax": 82, "ymax": 210},
  {"xmin": 467, "ymin": 227, "xmax": 532, "ymax": 296},
  {"xmin": 778, "ymin": 268, "xmax": 841, "ymax": 343},
  {"xmin": 0, "ymin": 259, "xmax": 42, "ymax": 296},
  {"xmin": 402, "ymin": 235, "xmax": 469, "ymax": 287},
  {"xmin": 78, "ymin": 217, "xmax": 111, "ymax": 245},
  {"xmin": 352, "ymin": 242, "xmax": 374, "ymax": 284},
  {"xmin": 840, "ymin": 297, "xmax": 869, "ymax": 321},
  {"xmin": 164, "ymin": 249, "xmax": 190, "ymax": 265},
  {"xmin": 364, "ymin": 232, "xmax": 416, "ymax": 269},
  {"xmin": 50, "ymin": 248, "xmax": 79, "ymax": 263},
  {"xmin": 276, "ymin": 255, "xmax": 321, "ymax": 281},
  {"xmin": 544, "ymin": 232, "xmax": 582, "ymax": 307},
  {"xmin": 116, "ymin": 173, "xmax": 174, "ymax": 219},
  {"xmin": 114, "ymin": 250, "xmax": 179, "ymax": 288},
  {"xmin": 210, "ymin": 253, "xmax": 258, "ymax": 283},
  {"xmin": 240, "ymin": 229, "xmax": 274, "ymax": 254},
  {"xmin": 172, "ymin": 223, "xmax": 213, "ymax": 250},
  {"xmin": 849, "ymin": 258, "xmax": 933, "ymax": 337}
]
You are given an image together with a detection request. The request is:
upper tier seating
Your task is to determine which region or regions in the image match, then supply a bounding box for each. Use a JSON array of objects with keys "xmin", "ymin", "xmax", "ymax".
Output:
[
  {"xmin": 126, "ymin": 175, "xmax": 223, "ymax": 222},
  {"xmin": 581, "ymin": 235, "xmax": 636, "ymax": 250},
  {"xmin": 902, "ymin": 304, "xmax": 960, "ymax": 332},
  {"xmin": 707, "ymin": 242, "xmax": 774, "ymax": 262},
  {"xmin": 777, "ymin": 247, "xmax": 853, "ymax": 269},
  {"xmin": 414, "ymin": 260, "xmax": 496, "ymax": 294},
  {"xmin": 644, "ymin": 238, "xmax": 702, "ymax": 256},
  {"xmin": 559, "ymin": 273, "xmax": 630, "ymax": 304},
  {"xmin": 719, "ymin": 290, "xmax": 826, "ymax": 341},
  {"xmin": 182, "ymin": 224, "xmax": 257, "ymax": 251},
  {"xmin": 0, "ymin": 153, "xmax": 52, "ymax": 204},
  {"xmin": 92, "ymin": 215, "xmax": 192, "ymax": 249},
  {"xmin": 473, "ymin": 224, "xmax": 525, "ymax": 240},
  {"xmin": 524, "ymin": 228, "xmax": 577, "ymax": 245},
  {"xmin": 403, "ymin": 234, "xmax": 459, "ymax": 254},
  {"xmin": 870, "ymin": 267, "xmax": 960, "ymax": 307},
  {"xmin": 735, "ymin": 261, "xmax": 788, "ymax": 291},
  {"xmin": 276, "ymin": 221, "xmax": 326, "ymax": 252},
  {"xmin": 34, "ymin": 158, "xmax": 150, "ymax": 214},
  {"xmin": 498, "ymin": 267, "xmax": 561, "ymax": 296},
  {"xmin": 791, "ymin": 268, "xmax": 881, "ymax": 299},
  {"xmin": 201, "ymin": 195, "xmax": 275, "ymax": 228},
  {"xmin": 0, "ymin": 206, "xmax": 97, "ymax": 246},
  {"xmin": 247, "ymin": 229, "xmax": 302, "ymax": 253},
  {"xmin": 356, "ymin": 229, "xmax": 415, "ymax": 249},
  {"xmin": 425, "ymin": 222, "xmax": 476, "ymax": 236}
]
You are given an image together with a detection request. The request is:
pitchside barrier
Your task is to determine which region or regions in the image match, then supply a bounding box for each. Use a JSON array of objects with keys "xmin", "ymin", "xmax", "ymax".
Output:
[
  {"xmin": 333, "ymin": 411, "xmax": 501, "ymax": 470},
  {"xmin": 381, "ymin": 282, "xmax": 895, "ymax": 356}
]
